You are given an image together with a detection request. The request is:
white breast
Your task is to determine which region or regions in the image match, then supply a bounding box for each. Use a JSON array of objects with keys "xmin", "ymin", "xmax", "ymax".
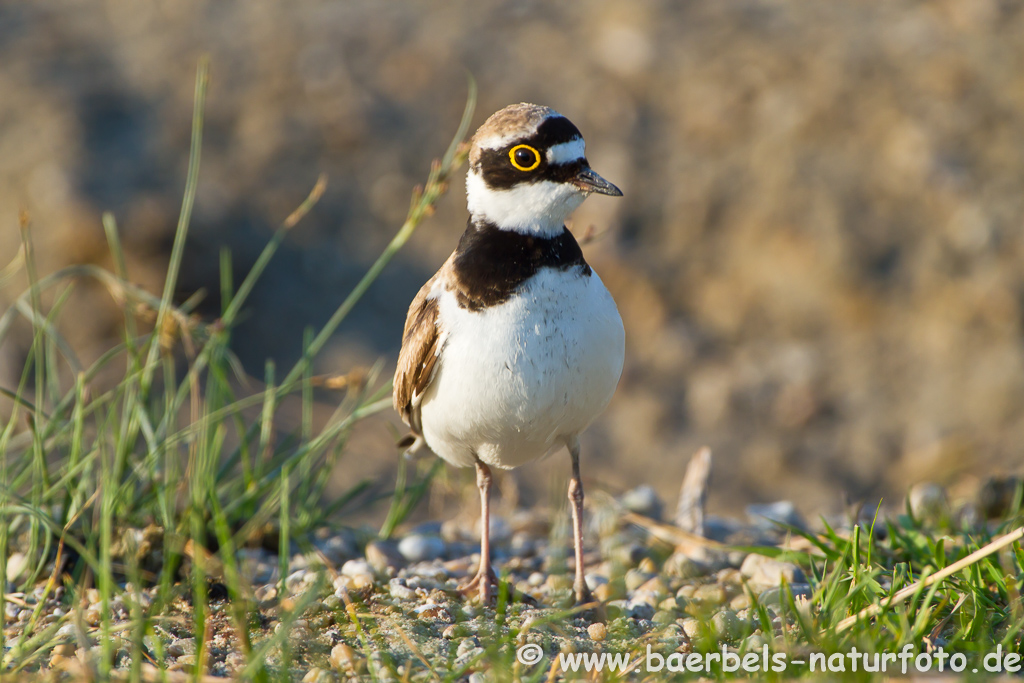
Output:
[{"xmin": 419, "ymin": 267, "xmax": 625, "ymax": 469}]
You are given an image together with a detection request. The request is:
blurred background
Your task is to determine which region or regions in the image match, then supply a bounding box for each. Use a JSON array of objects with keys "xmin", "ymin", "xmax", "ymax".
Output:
[{"xmin": 2, "ymin": 0, "xmax": 1023, "ymax": 522}]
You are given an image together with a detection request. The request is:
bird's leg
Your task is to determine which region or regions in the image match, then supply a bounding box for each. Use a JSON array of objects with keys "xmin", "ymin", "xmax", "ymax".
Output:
[
  {"xmin": 568, "ymin": 440, "xmax": 595, "ymax": 607},
  {"xmin": 462, "ymin": 460, "xmax": 497, "ymax": 603}
]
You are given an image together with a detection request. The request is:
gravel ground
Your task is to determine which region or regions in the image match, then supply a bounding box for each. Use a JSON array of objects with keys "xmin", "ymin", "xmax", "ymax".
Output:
[{"xmin": 3, "ymin": 486, "xmax": 819, "ymax": 681}]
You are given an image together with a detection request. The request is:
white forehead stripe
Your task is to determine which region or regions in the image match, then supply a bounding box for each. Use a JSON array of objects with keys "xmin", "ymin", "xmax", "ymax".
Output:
[{"xmin": 546, "ymin": 138, "xmax": 585, "ymax": 165}]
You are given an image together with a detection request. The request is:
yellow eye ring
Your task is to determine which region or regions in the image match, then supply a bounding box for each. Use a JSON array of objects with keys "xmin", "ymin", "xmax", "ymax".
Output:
[{"xmin": 509, "ymin": 144, "xmax": 541, "ymax": 171}]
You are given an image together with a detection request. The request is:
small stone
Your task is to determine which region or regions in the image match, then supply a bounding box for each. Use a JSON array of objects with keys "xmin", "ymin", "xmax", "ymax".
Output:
[
  {"xmin": 740, "ymin": 555, "xmax": 805, "ymax": 590},
  {"xmin": 620, "ymin": 485, "xmax": 663, "ymax": 520},
  {"xmin": 341, "ymin": 559, "xmax": 374, "ymax": 579},
  {"xmin": 365, "ymin": 540, "xmax": 406, "ymax": 572},
  {"xmin": 351, "ymin": 574, "xmax": 375, "ymax": 590},
  {"xmin": 593, "ymin": 583, "xmax": 619, "ymax": 602},
  {"xmin": 442, "ymin": 624, "xmax": 466, "ymax": 639},
  {"xmin": 302, "ymin": 667, "xmax": 333, "ymax": 683},
  {"xmin": 457, "ymin": 637, "xmax": 482, "ymax": 658},
  {"xmin": 5, "ymin": 553, "xmax": 27, "ymax": 582},
  {"xmin": 387, "ymin": 579, "xmax": 417, "ymax": 601},
  {"xmin": 587, "ymin": 622, "xmax": 607, "ymax": 641},
  {"xmin": 167, "ymin": 638, "xmax": 195, "ymax": 657},
  {"xmin": 53, "ymin": 643, "xmax": 76, "ymax": 657},
  {"xmin": 692, "ymin": 584, "xmax": 727, "ymax": 606},
  {"xmin": 543, "ymin": 574, "xmax": 573, "ymax": 592},
  {"xmin": 330, "ymin": 644, "xmax": 364, "ymax": 674},
  {"xmin": 757, "ymin": 583, "xmax": 811, "ymax": 606},
  {"xmin": 908, "ymin": 482, "xmax": 950, "ymax": 525},
  {"xmin": 415, "ymin": 603, "xmax": 453, "ymax": 622},
  {"xmin": 255, "ymin": 584, "xmax": 278, "ymax": 608},
  {"xmin": 711, "ymin": 609, "xmax": 742, "ymax": 640},
  {"xmin": 680, "ymin": 617, "xmax": 702, "ymax": 639},
  {"xmin": 628, "ymin": 603, "xmax": 655, "ymax": 620},
  {"xmin": 637, "ymin": 557, "xmax": 658, "ymax": 574},
  {"xmin": 653, "ymin": 610, "xmax": 676, "ymax": 625},
  {"xmin": 746, "ymin": 501, "xmax": 806, "ymax": 531},
  {"xmin": 397, "ymin": 534, "xmax": 446, "ymax": 563},
  {"xmin": 659, "ymin": 597, "xmax": 678, "ymax": 612},
  {"xmin": 741, "ymin": 633, "xmax": 768, "ymax": 652},
  {"xmin": 676, "ymin": 585, "xmax": 696, "ymax": 600},
  {"xmin": 84, "ymin": 609, "xmax": 101, "ymax": 627},
  {"xmin": 637, "ymin": 576, "xmax": 668, "ymax": 598},
  {"xmin": 624, "ymin": 569, "xmax": 653, "ymax": 592},
  {"xmin": 730, "ymin": 594, "xmax": 751, "ymax": 610},
  {"xmin": 315, "ymin": 534, "xmax": 357, "ymax": 566},
  {"xmin": 664, "ymin": 552, "xmax": 706, "ymax": 579},
  {"xmin": 527, "ymin": 572, "xmax": 545, "ymax": 587},
  {"xmin": 285, "ymin": 569, "xmax": 308, "ymax": 592},
  {"xmin": 584, "ymin": 573, "xmax": 608, "ymax": 591}
]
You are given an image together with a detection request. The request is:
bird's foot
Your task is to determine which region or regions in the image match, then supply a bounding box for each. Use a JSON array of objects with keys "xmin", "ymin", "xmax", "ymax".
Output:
[
  {"xmin": 460, "ymin": 566, "xmax": 499, "ymax": 604},
  {"xmin": 459, "ymin": 567, "xmax": 537, "ymax": 606},
  {"xmin": 574, "ymin": 581, "xmax": 606, "ymax": 622}
]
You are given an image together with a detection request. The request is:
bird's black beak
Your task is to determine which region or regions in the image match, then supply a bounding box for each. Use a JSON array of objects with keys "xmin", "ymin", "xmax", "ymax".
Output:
[{"xmin": 573, "ymin": 166, "xmax": 623, "ymax": 197}]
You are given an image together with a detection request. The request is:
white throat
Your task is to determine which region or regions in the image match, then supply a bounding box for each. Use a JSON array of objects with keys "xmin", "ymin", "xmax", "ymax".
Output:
[{"xmin": 466, "ymin": 170, "xmax": 585, "ymax": 236}]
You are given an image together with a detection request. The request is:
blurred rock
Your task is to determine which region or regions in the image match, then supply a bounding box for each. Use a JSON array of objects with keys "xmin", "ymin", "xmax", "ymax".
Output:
[
  {"xmin": 746, "ymin": 502, "xmax": 807, "ymax": 532},
  {"xmin": 739, "ymin": 554, "xmax": 805, "ymax": 591},
  {"xmin": 620, "ymin": 485, "xmax": 663, "ymax": 520},
  {"xmin": 907, "ymin": 482, "xmax": 951, "ymax": 526}
]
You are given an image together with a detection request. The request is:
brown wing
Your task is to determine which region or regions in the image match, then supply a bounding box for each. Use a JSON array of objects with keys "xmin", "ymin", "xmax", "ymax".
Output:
[{"xmin": 393, "ymin": 274, "xmax": 444, "ymax": 438}]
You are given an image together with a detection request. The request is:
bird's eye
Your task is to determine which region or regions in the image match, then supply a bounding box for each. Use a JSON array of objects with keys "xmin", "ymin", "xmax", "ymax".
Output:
[{"xmin": 509, "ymin": 144, "xmax": 541, "ymax": 171}]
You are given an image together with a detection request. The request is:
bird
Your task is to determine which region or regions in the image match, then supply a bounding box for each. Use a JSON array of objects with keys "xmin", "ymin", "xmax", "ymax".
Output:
[{"xmin": 393, "ymin": 103, "xmax": 625, "ymax": 605}]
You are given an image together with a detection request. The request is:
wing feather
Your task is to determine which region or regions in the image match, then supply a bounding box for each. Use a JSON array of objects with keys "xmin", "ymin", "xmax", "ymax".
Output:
[{"xmin": 393, "ymin": 273, "xmax": 444, "ymax": 439}]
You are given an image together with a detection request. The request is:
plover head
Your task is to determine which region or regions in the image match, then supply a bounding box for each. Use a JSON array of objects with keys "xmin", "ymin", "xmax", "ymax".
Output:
[{"xmin": 466, "ymin": 103, "xmax": 622, "ymax": 236}]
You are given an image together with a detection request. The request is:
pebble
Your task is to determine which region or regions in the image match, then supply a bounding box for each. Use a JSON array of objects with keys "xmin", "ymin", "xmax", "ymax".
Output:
[
  {"xmin": 739, "ymin": 555, "xmax": 805, "ymax": 589},
  {"xmin": 664, "ymin": 552, "xmax": 706, "ymax": 579},
  {"xmin": 653, "ymin": 610, "xmax": 676, "ymax": 625},
  {"xmin": 315, "ymin": 534, "xmax": 357, "ymax": 565},
  {"xmin": 387, "ymin": 579, "xmax": 417, "ymax": 601},
  {"xmin": 53, "ymin": 643, "xmax": 76, "ymax": 657},
  {"xmin": 405, "ymin": 561, "xmax": 449, "ymax": 581},
  {"xmin": 593, "ymin": 583, "xmax": 620, "ymax": 601},
  {"xmin": 692, "ymin": 584, "xmax": 727, "ymax": 606},
  {"xmin": 587, "ymin": 622, "xmax": 607, "ymax": 641},
  {"xmin": 442, "ymin": 624, "xmax": 466, "ymax": 639},
  {"xmin": 167, "ymin": 638, "xmax": 196, "ymax": 657},
  {"xmin": 620, "ymin": 485, "xmax": 663, "ymax": 520},
  {"xmin": 302, "ymin": 667, "xmax": 333, "ymax": 683},
  {"xmin": 637, "ymin": 576, "xmax": 668, "ymax": 597},
  {"xmin": 398, "ymin": 534, "xmax": 446, "ymax": 563},
  {"xmin": 255, "ymin": 584, "xmax": 278, "ymax": 608},
  {"xmin": 365, "ymin": 540, "xmax": 405, "ymax": 572},
  {"xmin": 5, "ymin": 553, "xmax": 27, "ymax": 582},
  {"xmin": 624, "ymin": 569, "xmax": 653, "ymax": 592},
  {"xmin": 746, "ymin": 501, "xmax": 807, "ymax": 531},
  {"xmin": 742, "ymin": 633, "xmax": 768, "ymax": 651},
  {"xmin": 758, "ymin": 583, "xmax": 811, "ymax": 606},
  {"xmin": 340, "ymin": 559, "xmax": 374, "ymax": 580},
  {"xmin": 730, "ymin": 593, "xmax": 752, "ymax": 610},
  {"xmin": 285, "ymin": 570, "xmax": 308, "ymax": 593},
  {"xmin": 908, "ymin": 482, "xmax": 950, "ymax": 524},
  {"xmin": 84, "ymin": 608, "xmax": 102, "ymax": 626},
  {"xmin": 680, "ymin": 617, "xmax": 702, "ymax": 639},
  {"xmin": 711, "ymin": 609, "xmax": 742, "ymax": 640},
  {"xmin": 330, "ymin": 644, "xmax": 364, "ymax": 674}
]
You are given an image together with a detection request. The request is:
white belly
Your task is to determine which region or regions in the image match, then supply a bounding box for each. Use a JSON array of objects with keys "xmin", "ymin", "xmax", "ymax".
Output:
[{"xmin": 420, "ymin": 267, "xmax": 625, "ymax": 469}]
